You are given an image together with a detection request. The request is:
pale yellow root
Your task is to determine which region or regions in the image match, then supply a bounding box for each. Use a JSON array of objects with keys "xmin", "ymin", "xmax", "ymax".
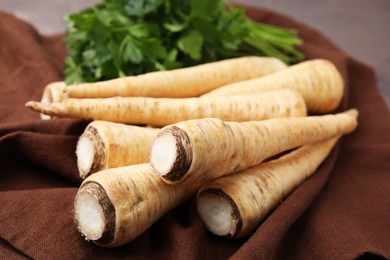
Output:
[
  {"xmin": 76, "ymin": 121, "xmax": 160, "ymax": 179},
  {"xmin": 73, "ymin": 163, "xmax": 200, "ymax": 247},
  {"xmin": 202, "ymin": 59, "xmax": 344, "ymax": 114},
  {"xmin": 25, "ymin": 89, "xmax": 307, "ymax": 127},
  {"xmin": 39, "ymin": 81, "xmax": 66, "ymax": 120},
  {"xmin": 150, "ymin": 109, "xmax": 358, "ymax": 185},
  {"xmin": 64, "ymin": 56, "xmax": 287, "ymax": 98},
  {"xmin": 196, "ymin": 136, "xmax": 340, "ymax": 238}
]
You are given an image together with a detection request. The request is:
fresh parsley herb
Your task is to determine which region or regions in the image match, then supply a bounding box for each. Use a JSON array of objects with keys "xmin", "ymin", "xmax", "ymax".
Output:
[{"xmin": 63, "ymin": 0, "xmax": 304, "ymax": 84}]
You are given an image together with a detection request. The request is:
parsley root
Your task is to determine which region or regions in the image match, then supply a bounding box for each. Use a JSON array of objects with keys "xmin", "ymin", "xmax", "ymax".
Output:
[
  {"xmin": 39, "ymin": 81, "xmax": 66, "ymax": 120},
  {"xmin": 202, "ymin": 59, "xmax": 343, "ymax": 114},
  {"xmin": 150, "ymin": 109, "xmax": 358, "ymax": 185},
  {"xmin": 25, "ymin": 89, "xmax": 306, "ymax": 127},
  {"xmin": 76, "ymin": 121, "xmax": 159, "ymax": 179},
  {"xmin": 64, "ymin": 57, "xmax": 287, "ymax": 98},
  {"xmin": 73, "ymin": 163, "xmax": 200, "ymax": 247},
  {"xmin": 196, "ymin": 136, "xmax": 340, "ymax": 238}
]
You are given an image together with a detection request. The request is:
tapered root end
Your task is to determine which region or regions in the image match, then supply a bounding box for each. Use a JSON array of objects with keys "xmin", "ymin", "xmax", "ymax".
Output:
[
  {"xmin": 344, "ymin": 108, "xmax": 359, "ymax": 118},
  {"xmin": 196, "ymin": 189, "xmax": 242, "ymax": 238},
  {"xmin": 25, "ymin": 101, "xmax": 44, "ymax": 111},
  {"xmin": 150, "ymin": 126, "xmax": 192, "ymax": 183},
  {"xmin": 74, "ymin": 182, "xmax": 115, "ymax": 246},
  {"xmin": 76, "ymin": 126, "xmax": 106, "ymax": 179},
  {"xmin": 25, "ymin": 101, "xmax": 59, "ymax": 117}
]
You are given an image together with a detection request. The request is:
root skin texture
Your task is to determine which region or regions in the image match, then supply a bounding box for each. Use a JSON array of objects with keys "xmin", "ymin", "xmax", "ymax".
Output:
[
  {"xmin": 196, "ymin": 136, "xmax": 340, "ymax": 238},
  {"xmin": 202, "ymin": 59, "xmax": 344, "ymax": 114},
  {"xmin": 64, "ymin": 57, "xmax": 287, "ymax": 98},
  {"xmin": 25, "ymin": 89, "xmax": 306, "ymax": 127},
  {"xmin": 150, "ymin": 109, "xmax": 358, "ymax": 185},
  {"xmin": 76, "ymin": 121, "xmax": 159, "ymax": 179},
  {"xmin": 73, "ymin": 163, "xmax": 200, "ymax": 247}
]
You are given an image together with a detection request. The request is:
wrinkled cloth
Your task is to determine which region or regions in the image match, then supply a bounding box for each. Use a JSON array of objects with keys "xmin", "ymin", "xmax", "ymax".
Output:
[{"xmin": 0, "ymin": 5, "xmax": 389, "ymax": 259}]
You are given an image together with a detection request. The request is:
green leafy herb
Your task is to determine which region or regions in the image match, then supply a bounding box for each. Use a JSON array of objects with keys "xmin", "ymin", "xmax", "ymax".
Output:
[{"xmin": 63, "ymin": 0, "xmax": 304, "ymax": 84}]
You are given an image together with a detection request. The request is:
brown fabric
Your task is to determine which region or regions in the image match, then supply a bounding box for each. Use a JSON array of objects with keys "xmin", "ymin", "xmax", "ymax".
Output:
[{"xmin": 0, "ymin": 5, "xmax": 389, "ymax": 259}]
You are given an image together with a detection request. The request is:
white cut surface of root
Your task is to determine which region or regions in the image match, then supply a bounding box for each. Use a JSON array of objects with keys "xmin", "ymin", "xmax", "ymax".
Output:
[
  {"xmin": 76, "ymin": 136, "xmax": 95, "ymax": 177},
  {"xmin": 196, "ymin": 192, "xmax": 236, "ymax": 237},
  {"xmin": 74, "ymin": 191, "xmax": 105, "ymax": 241},
  {"xmin": 150, "ymin": 133, "xmax": 177, "ymax": 176}
]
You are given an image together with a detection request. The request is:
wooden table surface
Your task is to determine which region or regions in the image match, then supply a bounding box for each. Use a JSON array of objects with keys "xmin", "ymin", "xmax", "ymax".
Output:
[{"xmin": 1, "ymin": 0, "xmax": 389, "ymax": 109}]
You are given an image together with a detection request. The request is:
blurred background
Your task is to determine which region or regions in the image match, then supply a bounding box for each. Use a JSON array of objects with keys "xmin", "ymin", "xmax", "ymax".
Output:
[{"xmin": 1, "ymin": 0, "xmax": 389, "ymax": 109}]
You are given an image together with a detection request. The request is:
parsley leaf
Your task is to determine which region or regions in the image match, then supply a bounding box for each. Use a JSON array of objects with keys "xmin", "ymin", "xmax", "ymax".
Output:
[
  {"xmin": 177, "ymin": 30, "xmax": 203, "ymax": 60},
  {"xmin": 63, "ymin": 0, "xmax": 304, "ymax": 84}
]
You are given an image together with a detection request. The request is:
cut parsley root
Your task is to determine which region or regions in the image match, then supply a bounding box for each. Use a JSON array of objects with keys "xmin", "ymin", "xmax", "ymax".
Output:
[
  {"xmin": 76, "ymin": 121, "xmax": 159, "ymax": 179},
  {"xmin": 203, "ymin": 59, "xmax": 344, "ymax": 114},
  {"xmin": 74, "ymin": 163, "xmax": 200, "ymax": 247},
  {"xmin": 196, "ymin": 136, "xmax": 341, "ymax": 238},
  {"xmin": 150, "ymin": 109, "xmax": 358, "ymax": 185},
  {"xmin": 64, "ymin": 57, "xmax": 286, "ymax": 98},
  {"xmin": 25, "ymin": 89, "xmax": 307, "ymax": 127}
]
